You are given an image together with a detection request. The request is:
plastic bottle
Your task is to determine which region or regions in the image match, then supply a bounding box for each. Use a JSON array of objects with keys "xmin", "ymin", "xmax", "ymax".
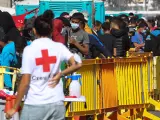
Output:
[{"xmin": 67, "ymin": 73, "xmax": 81, "ymax": 98}]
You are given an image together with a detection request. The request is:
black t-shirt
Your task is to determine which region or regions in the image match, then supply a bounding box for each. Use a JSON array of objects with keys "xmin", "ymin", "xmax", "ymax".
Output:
[{"xmin": 99, "ymin": 33, "xmax": 116, "ymax": 56}]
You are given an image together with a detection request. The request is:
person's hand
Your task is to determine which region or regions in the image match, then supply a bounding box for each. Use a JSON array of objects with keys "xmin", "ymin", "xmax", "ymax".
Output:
[
  {"xmin": 48, "ymin": 73, "xmax": 61, "ymax": 88},
  {"xmin": 6, "ymin": 108, "xmax": 16, "ymax": 119},
  {"xmin": 135, "ymin": 46, "xmax": 140, "ymax": 51},
  {"xmin": 69, "ymin": 37, "xmax": 77, "ymax": 45}
]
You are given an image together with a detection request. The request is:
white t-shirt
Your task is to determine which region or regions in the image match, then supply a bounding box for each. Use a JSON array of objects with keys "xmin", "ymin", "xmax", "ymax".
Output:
[{"xmin": 21, "ymin": 38, "xmax": 73, "ymax": 105}]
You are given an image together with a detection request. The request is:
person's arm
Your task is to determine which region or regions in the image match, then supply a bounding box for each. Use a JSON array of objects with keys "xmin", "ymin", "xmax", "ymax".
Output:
[
  {"xmin": 49, "ymin": 44, "xmax": 82, "ymax": 88},
  {"xmin": 6, "ymin": 46, "xmax": 34, "ymax": 119},
  {"xmin": 13, "ymin": 74, "xmax": 30, "ymax": 109},
  {"xmin": 74, "ymin": 42, "xmax": 89, "ymax": 55},
  {"xmin": 69, "ymin": 32, "xmax": 89, "ymax": 55},
  {"xmin": 133, "ymin": 43, "xmax": 145, "ymax": 48},
  {"xmin": 131, "ymin": 35, "xmax": 144, "ymax": 49},
  {"xmin": 113, "ymin": 48, "xmax": 117, "ymax": 57},
  {"xmin": 113, "ymin": 37, "xmax": 117, "ymax": 57}
]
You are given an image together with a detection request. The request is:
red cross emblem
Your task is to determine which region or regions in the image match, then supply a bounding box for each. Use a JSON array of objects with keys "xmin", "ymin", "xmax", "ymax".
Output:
[{"xmin": 35, "ymin": 49, "xmax": 57, "ymax": 72}]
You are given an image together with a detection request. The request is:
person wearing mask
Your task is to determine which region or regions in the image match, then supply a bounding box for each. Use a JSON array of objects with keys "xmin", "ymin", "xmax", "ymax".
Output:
[
  {"xmin": 111, "ymin": 18, "xmax": 130, "ymax": 57},
  {"xmin": 69, "ymin": 12, "xmax": 89, "ymax": 59},
  {"xmin": 79, "ymin": 21, "xmax": 111, "ymax": 58},
  {"xmin": 131, "ymin": 22, "xmax": 147, "ymax": 51},
  {"xmin": 99, "ymin": 22, "xmax": 117, "ymax": 57},
  {"xmin": 92, "ymin": 20, "xmax": 102, "ymax": 36},
  {"xmin": 6, "ymin": 15, "xmax": 82, "ymax": 120},
  {"xmin": 52, "ymin": 19, "xmax": 65, "ymax": 44}
]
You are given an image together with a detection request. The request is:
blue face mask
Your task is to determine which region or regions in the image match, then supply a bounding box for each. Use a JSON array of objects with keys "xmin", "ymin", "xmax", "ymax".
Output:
[{"xmin": 71, "ymin": 22, "xmax": 79, "ymax": 30}]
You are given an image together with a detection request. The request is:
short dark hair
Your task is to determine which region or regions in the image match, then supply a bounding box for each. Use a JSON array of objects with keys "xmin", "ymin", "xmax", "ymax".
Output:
[
  {"xmin": 130, "ymin": 17, "xmax": 137, "ymax": 24},
  {"xmin": 129, "ymin": 12, "xmax": 134, "ymax": 16},
  {"xmin": 102, "ymin": 22, "xmax": 110, "ymax": 31},
  {"xmin": 148, "ymin": 19, "xmax": 155, "ymax": 27},
  {"xmin": 94, "ymin": 20, "xmax": 102, "ymax": 27},
  {"xmin": 112, "ymin": 18, "xmax": 126, "ymax": 30},
  {"xmin": 60, "ymin": 12, "xmax": 69, "ymax": 17},
  {"xmin": 138, "ymin": 21, "xmax": 147, "ymax": 28},
  {"xmin": 43, "ymin": 10, "xmax": 54, "ymax": 20},
  {"xmin": 105, "ymin": 16, "xmax": 112, "ymax": 22},
  {"xmin": 34, "ymin": 15, "xmax": 53, "ymax": 37},
  {"xmin": 137, "ymin": 19, "xmax": 145, "ymax": 24},
  {"xmin": 57, "ymin": 17, "xmax": 71, "ymax": 27}
]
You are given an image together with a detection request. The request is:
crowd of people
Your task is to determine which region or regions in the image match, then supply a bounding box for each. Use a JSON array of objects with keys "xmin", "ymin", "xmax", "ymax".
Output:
[
  {"xmin": 0, "ymin": 8, "xmax": 160, "ymax": 120},
  {"xmin": 0, "ymin": 9, "xmax": 160, "ymax": 88}
]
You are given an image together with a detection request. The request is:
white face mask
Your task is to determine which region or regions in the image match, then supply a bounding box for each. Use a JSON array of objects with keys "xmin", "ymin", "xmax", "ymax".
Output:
[
  {"xmin": 61, "ymin": 28, "xmax": 65, "ymax": 34},
  {"xmin": 71, "ymin": 22, "xmax": 79, "ymax": 30}
]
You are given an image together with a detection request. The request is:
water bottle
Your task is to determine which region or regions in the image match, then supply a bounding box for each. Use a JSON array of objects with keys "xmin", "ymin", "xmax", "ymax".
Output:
[{"xmin": 67, "ymin": 73, "xmax": 81, "ymax": 98}]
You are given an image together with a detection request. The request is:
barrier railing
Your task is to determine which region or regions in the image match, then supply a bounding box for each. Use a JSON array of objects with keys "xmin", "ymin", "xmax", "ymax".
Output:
[
  {"xmin": 66, "ymin": 54, "xmax": 160, "ymax": 120},
  {"xmin": 1, "ymin": 53, "xmax": 160, "ymax": 120}
]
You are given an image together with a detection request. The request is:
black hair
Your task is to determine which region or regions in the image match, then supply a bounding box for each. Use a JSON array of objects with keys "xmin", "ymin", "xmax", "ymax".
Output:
[
  {"xmin": 138, "ymin": 21, "xmax": 147, "ymax": 28},
  {"xmin": 94, "ymin": 20, "xmax": 102, "ymax": 27},
  {"xmin": 34, "ymin": 15, "xmax": 53, "ymax": 37},
  {"xmin": 71, "ymin": 12, "xmax": 86, "ymax": 22},
  {"xmin": 105, "ymin": 16, "xmax": 112, "ymax": 22},
  {"xmin": 119, "ymin": 14, "xmax": 129, "ymax": 24},
  {"xmin": 148, "ymin": 19, "xmax": 155, "ymax": 27},
  {"xmin": 43, "ymin": 10, "xmax": 54, "ymax": 20},
  {"xmin": 137, "ymin": 19, "xmax": 145, "ymax": 24},
  {"xmin": 112, "ymin": 18, "xmax": 126, "ymax": 30},
  {"xmin": 57, "ymin": 17, "xmax": 71, "ymax": 27},
  {"xmin": 0, "ymin": 26, "xmax": 6, "ymax": 42},
  {"xmin": 130, "ymin": 17, "xmax": 137, "ymax": 24},
  {"xmin": 129, "ymin": 12, "xmax": 134, "ymax": 16},
  {"xmin": 15, "ymin": 36, "xmax": 27, "ymax": 53},
  {"xmin": 102, "ymin": 22, "xmax": 110, "ymax": 31},
  {"xmin": 60, "ymin": 12, "xmax": 69, "ymax": 17}
]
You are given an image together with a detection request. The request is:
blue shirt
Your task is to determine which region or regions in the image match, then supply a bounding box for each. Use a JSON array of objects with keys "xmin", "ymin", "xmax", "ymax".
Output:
[
  {"xmin": 131, "ymin": 32, "xmax": 144, "ymax": 44},
  {"xmin": 0, "ymin": 42, "xmax": 17, "ymax": 88}
]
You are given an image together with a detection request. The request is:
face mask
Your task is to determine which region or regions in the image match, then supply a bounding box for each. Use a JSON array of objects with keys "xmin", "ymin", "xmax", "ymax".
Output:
[
  {"xmin": 71, "ymin": 22, "xmax": 79, "ymax": 30},
  {"xmin": 142, "ymin": 29, "xmax": 146, "ymax": 33}
]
